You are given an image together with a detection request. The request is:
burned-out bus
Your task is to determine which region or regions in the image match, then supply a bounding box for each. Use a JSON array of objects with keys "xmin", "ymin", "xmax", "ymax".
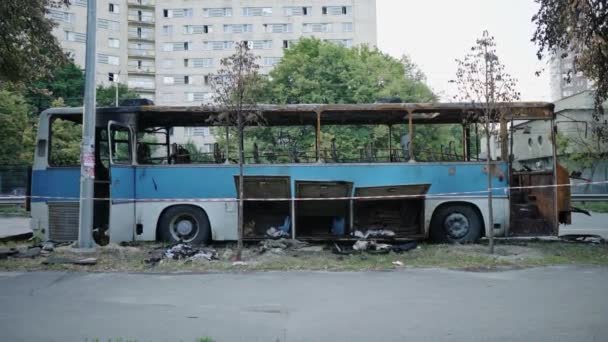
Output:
[{"xmin": 29, "ymin": 102, "xmax": 571, "ymax": 244}]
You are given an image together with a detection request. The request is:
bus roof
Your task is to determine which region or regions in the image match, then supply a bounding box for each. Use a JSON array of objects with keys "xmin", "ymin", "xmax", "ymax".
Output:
[{"xmin": 46, "ymin": 102, "xmax": 555, "ymax": 127}]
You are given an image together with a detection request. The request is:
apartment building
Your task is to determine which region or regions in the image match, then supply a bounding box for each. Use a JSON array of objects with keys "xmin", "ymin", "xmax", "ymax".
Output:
[
  {"xmin": 49, "ymin": 0, "xmax": 377, "ymax": 150},
  {"xmin": 549, "ymin": 49, "xmax": 593, "ymax": 101},
  {"xmin": 50, "ymin": 0, "xmax": 377, "ymax": 104}
]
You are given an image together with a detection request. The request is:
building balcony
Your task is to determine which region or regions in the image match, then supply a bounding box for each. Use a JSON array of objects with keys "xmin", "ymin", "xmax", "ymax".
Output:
[
  {"xmin": 127, "ymin": 15, "xmax": 155, "ymax": 25},
  {"xmin": 128, "ymin": 49, "xmax": 155, "ymax": 58},
  {"xmin": 127, "ymin": 0, "xmax": 155, "ymax": 8},
  {"xmin": 128, "ymin": 32, "xmax": 155, "ymax": 42},
  {"xmin": 128, "ymin": 66, "xmax": 156, "ymax": 75}
]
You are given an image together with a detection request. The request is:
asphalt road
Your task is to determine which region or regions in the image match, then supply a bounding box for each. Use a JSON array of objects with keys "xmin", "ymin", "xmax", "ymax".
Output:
[{"xmin": 1, "ymin": 266, "xmax": 607, "ymax": 342}]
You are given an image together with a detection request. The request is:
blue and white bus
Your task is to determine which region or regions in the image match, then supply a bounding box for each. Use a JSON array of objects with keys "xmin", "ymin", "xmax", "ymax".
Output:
[{"xmin": 29, "ymin": 102, "xmax": 571, "ymax": 244}]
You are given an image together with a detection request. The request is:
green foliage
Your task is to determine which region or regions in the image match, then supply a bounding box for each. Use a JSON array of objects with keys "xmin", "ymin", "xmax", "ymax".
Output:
[
  {"xmin": 0, "ymin": 0, "xmax": 69, "ymax": 86},
  {"xmin": 265, "ymin": 38, "xmax": 434, "ymax": 104},
  {"xmin": 532, "ymin": 0, "xmax": 608, "ymax": 120},
  {"xmin": 96, "ymin": 84, "xmax": 140, "ymax": 107},
  {"xmin": 49, "ymin": 118, "xmax": 81, "ymax": 166},
  {"xmin": 27, "ymin": 62, "xmax": 85, "ymax": 113},
  {"xmin": 228, "ymin": 38, "xmax": 462, "ymax": 162},
  {"xmin": 0, "ymin": 90, "xmax": 30, "ymax": 165}
]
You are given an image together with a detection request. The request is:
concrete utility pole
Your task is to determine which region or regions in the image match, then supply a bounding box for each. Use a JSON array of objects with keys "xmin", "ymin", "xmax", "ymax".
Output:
[{"xmin": 76, "ymin": 0, "xmax": 97, "ymax": 249}]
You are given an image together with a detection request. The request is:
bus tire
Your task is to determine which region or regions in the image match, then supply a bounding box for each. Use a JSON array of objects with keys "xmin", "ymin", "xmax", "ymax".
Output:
[
  {"xmin": 430, "ymin": 204, "xmax": 482, "ymax": 243},
  {"xmin": 158, "ymin": 205, "xmax": 210, "ymax": 245}
]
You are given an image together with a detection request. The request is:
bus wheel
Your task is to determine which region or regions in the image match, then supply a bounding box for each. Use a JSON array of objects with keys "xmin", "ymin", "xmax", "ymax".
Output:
[
  {"xmin": 430, "ymin": 205, "xmax": 482, "ymax": 243},
  {"xmin": 158, "ymin": 205, "xmax": 210, "ymax": 245}
]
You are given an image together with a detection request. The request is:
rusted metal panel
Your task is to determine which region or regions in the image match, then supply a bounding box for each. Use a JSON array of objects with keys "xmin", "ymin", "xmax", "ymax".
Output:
[
  {"xmin": 510, "ymin": 171, "xmax": 557, "ymax": 236},
  {"xmin": 556, "ymin": 163, "xmax": 572, "ymax": 224}
]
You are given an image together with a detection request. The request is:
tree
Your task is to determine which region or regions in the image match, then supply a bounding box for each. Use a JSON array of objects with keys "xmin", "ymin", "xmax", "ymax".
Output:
[
  {"xmin": 452, "ymin": 31, "xmax": 520, "ymax": 253},
  {"xmin": 246, "ymin": 38, "xmax": 441, "ymax": 162},
  {"xmin": 532, "ymin": 0, "xmax": 608, "ymax": 136},
  {"xmin": 96, "ymin": 84, "xmax": 140, "ymax": 107},
  {"xmin": 208, "ymin": 42, "xmax": 265, "ymax": 259},
  {"xmin": 0, "ymin": 0, "xmax": 69, "ymax": 86},
  {"xmin": 27, "ymin": 62, "xmax": 85, "ymax": 113},
  {"xmin": 0, "ymin": 90, "xmax": 30, "ymax": 165}
]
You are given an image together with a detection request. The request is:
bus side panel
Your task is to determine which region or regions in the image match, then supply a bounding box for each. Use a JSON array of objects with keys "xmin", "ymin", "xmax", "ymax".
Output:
[
  {"xmin": 109, "ymin": 166, "xmax": 136, "ymax": 243},
  {"xmin": 134, "ymin": 163, "xmax": 508, "ymax": 241},
  {"xmin": 425, "ymin": 198, "xmax": 510, "ymax": 238},
  {"xmin": 135, "ymin": 201, "xmax": 238, "ymax": 241},
  {"xmin": 31, "ymin": 168, "xmax": 80, "ymax": 240}
]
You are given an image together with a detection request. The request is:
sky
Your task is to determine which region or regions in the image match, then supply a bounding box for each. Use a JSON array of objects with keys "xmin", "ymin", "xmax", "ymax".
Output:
[{"xmin": 376, "ymin": 0, "xmax": 551, "ymax": 102}]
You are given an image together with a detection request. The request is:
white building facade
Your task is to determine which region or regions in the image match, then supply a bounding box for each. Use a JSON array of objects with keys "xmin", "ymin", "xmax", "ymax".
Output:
[{"xmin": 49, "ymin": 0, "xmax": 378, "ymax": 106}]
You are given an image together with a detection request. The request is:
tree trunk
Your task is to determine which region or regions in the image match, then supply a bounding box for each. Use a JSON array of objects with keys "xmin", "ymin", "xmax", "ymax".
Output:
[
  {"xmin": 236, "ymin": 114, "xmax": 245, "ymax": 260},
  {"xmin": 486, "ymin": 128, "xmax": 495, "ymax": 254}
]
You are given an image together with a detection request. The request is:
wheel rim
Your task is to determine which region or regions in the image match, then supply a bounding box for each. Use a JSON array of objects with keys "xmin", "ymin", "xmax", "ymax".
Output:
[
  {"xmin": 169, "ymin": 214, "xmax": 199, "ymax": 242},
  {"xmin": 443, "ymin": 212, "xmax": 470, "ymax": 239}
]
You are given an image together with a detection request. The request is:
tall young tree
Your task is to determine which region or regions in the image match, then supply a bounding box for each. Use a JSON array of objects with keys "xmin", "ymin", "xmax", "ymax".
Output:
[
  {"xmin": 0, "ymin": 0, "xmax": 69, "ymax": 87},
  {"xmin": 453, "ymin": 31, "xmax": 520, "ymax": 254},
  {"xmin": 532, "ymin": 0, "xmax": 608, "ymax": 137},
  {"xmin": 208, "ymin": 42, "xmax": 264, "ymax": 259}
]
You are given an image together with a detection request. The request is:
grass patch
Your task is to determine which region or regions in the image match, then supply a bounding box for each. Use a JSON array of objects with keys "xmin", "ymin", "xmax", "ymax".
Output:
[
  {"xmin": 573, "ymin": 201, "xmax": 608, "ymax": 213},
  {"xmin": 1, "ymin": 240, "xmax": 607, "ymax": 273},
  {"xmin": 0, "ymin": 204, "xmax": 30, "ymax": 217}
]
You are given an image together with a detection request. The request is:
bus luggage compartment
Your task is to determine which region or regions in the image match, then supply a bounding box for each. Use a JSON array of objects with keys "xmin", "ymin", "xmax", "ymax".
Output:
[
  {"xmin": 354, "ymin": 184, "xmax": 430, "ymax": 238},
  {"xmin": 235, "ymin": 176, "xmax": 292, "ymax": 238},
  {"xmin": 295, "ymin": 181, "xmax": 353, "ymax": 239}
]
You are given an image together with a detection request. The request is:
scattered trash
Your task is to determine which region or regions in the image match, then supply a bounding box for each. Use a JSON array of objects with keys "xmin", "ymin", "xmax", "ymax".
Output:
[
  {"xmin": 232, "ymin": 261, "xmax": 248, "ymax": 266},
  {"xmin": 353, "ymin": 240, "xmax": 370, "ymax": 251},
  {"xmin": 352, "ymin": 229, "xmax": 396, "ymax": 239},
  {"xmin": 297, "ymin": 245, "xmax": 324, "ymax": 253},
  {"xmin": 41, "ymin": 241, "xmax": 55, "ymax": 252},
  {"xmin": 163, "ymin": 243, "xmax": 218, "ymax": 262},
  {"xmin": 266, "ymin": 227, "xmax": 290, "ymax": 239},
  {"xmin": 221, "ymin": 248, "xmax": 234, "ymax": 260},
  {"xmin": 331, "ymin": 217, "xmax": 345, "ymax": 235},
  {"xmin": 244, "ymin": 220, "xmax": 256, "ymax": 237},
  {"xmin": 392, "ymin": 261, "xmax": 404, "ymax": 267},
  {"xmin": 270, "ymin": 248, "xmax": 286, "ymax": 255},
  {"xmin": 42, "ymin": 256, "xmax": 97, "ymax": 265},
  {"xmin": 0, "ymin": 248, "xmax": 19, "ymax": 259},
  {"xmin": 15, "ymin": 247, "xmax": 41, "ymax": 258},
  {"xmin": 392, "ymin": 241, "xmax": 418, "ymax": 253}
]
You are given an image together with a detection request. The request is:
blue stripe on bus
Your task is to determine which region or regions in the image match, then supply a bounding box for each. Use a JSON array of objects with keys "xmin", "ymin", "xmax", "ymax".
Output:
[{"xmin": 31, "ymin": 162, "xmax": 508, "ymax": 202}]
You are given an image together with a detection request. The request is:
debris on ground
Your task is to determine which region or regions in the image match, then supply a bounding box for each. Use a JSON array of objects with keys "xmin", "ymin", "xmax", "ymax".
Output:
[
  {"xmin": 259, "ymin": 238, "xmax": 308, "ymax": 252},
  {"xmin": 392, "ymin": 261, "xmax": 404, "ymax": 267},
  {"xmin": 352, "ymin": 229, "xmax": 396, "ymax": 239},
  {"xmin": 15, "ymin": 247, "xmax": 41, "ymax": 258},
  {"xmin": 42, "ymin": 256, "xmax": 97, "ymax": 265},
  {"xmin": 266, "ymin": 227, "xmax": 290, "ymax": 238},
  {"xmin": 297, "ymin": 245, "xmax": 324, "ymax": 253},
  {"xmin": 0, "ymin": 248, "xmax": 19, "ymax": 259},
  {"xmin": 232, "ymin": 261, "xmax": 248, "ymax": 266},
  {"xmin": 163, "ymin": 243, "xmax": 218, "ymax": 262},
  {"xmin": 41, "ymin": 241, "xmax": 55, "ymax": 252},
  {"xmin": 392, "ymin": 241, "xmax": 418, "ymax": 253}
]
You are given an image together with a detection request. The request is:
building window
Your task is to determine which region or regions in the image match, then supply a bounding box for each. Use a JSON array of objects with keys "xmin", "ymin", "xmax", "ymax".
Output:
[
  {"xmin": 184, "ymin": 42, "xmax": 189, "ymax": 51},
  {"xmin": 263, "ymin": 57, "xmax": 281, "ymax": 67},
  {"xmin": 184, "ymin": 76, "xmax": 190, "ymax": 84},
  {"xmin": 191, "ymin": 58, "xmax": 213, "ymax": 68},
  {"xmin": 98, "ymin": 19, "xmax": 120, "ymax": 31},
  {"xmin": 224, "ymin": 24, "xmax": 253, "ymax": 34},
  {"xmin": 184, "ymin": 59, "xmax": 189, "ymax": 67},
  {"xmin": 163, "ymin": 76, "xmax": 174, "ymax": 85},
  {"xmin": 65, "ymin": 31, "xmax": 86, "ymax": 43},
  {"xmin": 109, "ymin": 3, "xmax": 119, "ymax": 13},
  {"xmin": 284, "ymin": 6, "xmax": 311, "ymax": 16},
  {"xmin": 162, "ymin": 25, "xmax": 173, "ymax": 35},
  {"xmin": 303, "ymin": 23, "xmax": 333, "ymax": 33},
  {"xmin": 108, "ymin": 38, "xmax": 120, "ymax": 48},
  {"xmin": 323, "ymin": 6, "xmax": 352, "ymax": 15},
  {"xmin": 342, "ymin": 22, "xmax": 353, "ymax": 32},
  {"xmin": 203, "ymin": 41, "xmax": 233, "ymax": 50},
  {"xmin": 163, "ymin": 8, "xmax": 193, "ymax": 18},
  {"xmin": 98, "ymin": 54, "xmax": 120, "ymax": 65},
  {"xmin": 247, "ymin": 40, "xmax": 273, "ymax": 50},
  {"xmin": 325, "ymin": 39, "xmax": 353, "ymax": 48},
  {"xmin": 204, "ymin": 75, "xmax": 209, "ymax": 85},
  {"xmin": 203, "ymin": 8, "xmax": 232, "ymax": 17},
  {"xmin": 242, "ymin": 7, "xmax": 272, "ymax": 16},
  {"xmin": 263, "ymin": 24, "xmax": 292, "ymax": 33},
  {"xmin": 183, "ymin": 25, "xmax": 212, "ymax": 34}
]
